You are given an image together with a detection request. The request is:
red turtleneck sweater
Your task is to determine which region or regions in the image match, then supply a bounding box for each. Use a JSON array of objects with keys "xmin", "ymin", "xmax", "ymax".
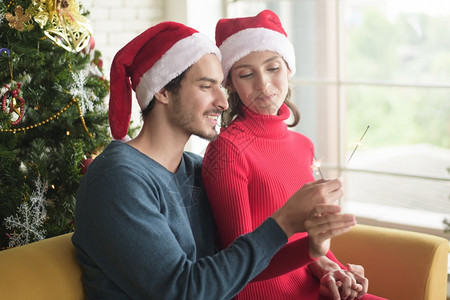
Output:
[{"xmin": 202, "ymin": 104, "xmax": 384, "ymax": 300}]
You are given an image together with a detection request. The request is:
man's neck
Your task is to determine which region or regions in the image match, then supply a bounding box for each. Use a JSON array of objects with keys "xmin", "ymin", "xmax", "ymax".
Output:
[{"xmin": 127, "ymin": 117, "xmax": 189, "ymax": 174}]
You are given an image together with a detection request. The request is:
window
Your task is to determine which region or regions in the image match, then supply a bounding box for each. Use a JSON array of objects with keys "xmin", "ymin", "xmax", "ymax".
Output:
[{"xmin": 223, "ymin": 0, "xmax": 450, "ymax": 237}]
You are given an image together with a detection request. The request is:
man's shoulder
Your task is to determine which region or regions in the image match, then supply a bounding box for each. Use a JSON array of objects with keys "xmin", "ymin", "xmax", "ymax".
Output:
[
  {"xmin": 183, "ymin": 151, "xmax": 203, "ymax": 165},
  {"xmin": 85, "ymin": 141, "xmax": 153, "ymax": 181}
]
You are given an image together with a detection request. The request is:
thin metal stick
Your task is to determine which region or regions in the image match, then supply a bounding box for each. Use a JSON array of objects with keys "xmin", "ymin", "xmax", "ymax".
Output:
[
  {"xmin": 314, "ymin": 154, "xmax": 324, "ymax": 180},
  {"xmin": 310, "ymin": 147, "xmax": 324, "ymax": 180},
  {"xmin": 346, "ymin": 125, "xmax": 370, "ymax": 167}
]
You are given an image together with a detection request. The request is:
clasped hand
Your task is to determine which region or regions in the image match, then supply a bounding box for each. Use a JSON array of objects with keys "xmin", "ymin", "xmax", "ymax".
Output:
[{"xmin": 309, "ymin": 257, "xmax": 369, "ymax": 300}]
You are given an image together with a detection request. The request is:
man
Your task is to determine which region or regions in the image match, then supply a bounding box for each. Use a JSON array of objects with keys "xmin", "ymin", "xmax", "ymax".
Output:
[{"xmin": 72, "ymin": 21, "xmax": 355, "ymax": 299}]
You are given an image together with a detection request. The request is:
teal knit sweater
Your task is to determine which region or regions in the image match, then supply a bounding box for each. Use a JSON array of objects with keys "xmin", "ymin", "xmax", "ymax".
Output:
[{"xmin": 72, "ymin": 141, "xmax": 287, "ymax": 299}]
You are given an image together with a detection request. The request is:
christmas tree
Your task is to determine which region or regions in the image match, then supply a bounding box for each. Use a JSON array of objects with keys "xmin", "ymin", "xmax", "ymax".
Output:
[{"xmin": 0, "ymin": 0, "xmax": 111, "ymax": 249}]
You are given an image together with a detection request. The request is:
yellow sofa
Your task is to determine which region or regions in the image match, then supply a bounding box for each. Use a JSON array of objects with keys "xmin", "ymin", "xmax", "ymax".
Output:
[
  {"xmin": 0, "ymin": 233, "xmax": 83, "ymax": 300},
  {"xmin": 331, "ymin": 224, "xmax": 449, "ymax": 300},
  {"xmin": 0, "ymin": 224, "xmax": 448, "ymax": 300}
]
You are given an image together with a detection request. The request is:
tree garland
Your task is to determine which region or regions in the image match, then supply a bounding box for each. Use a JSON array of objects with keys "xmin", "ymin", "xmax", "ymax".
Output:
[{"xmin": 0, "ymin": 97, "xmax": 93, "ymax": 137}]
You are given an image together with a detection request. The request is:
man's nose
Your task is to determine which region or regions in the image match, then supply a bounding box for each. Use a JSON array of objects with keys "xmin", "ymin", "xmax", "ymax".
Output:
[{"xmin": 214, "ymin": 88, "xmax": 229, "ymax": 111}]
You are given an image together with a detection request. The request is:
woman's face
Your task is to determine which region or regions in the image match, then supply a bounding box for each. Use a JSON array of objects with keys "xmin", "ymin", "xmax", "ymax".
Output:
[{"xmin": 228, "ymin": 50, "xmax": 291, "ymax": 115}]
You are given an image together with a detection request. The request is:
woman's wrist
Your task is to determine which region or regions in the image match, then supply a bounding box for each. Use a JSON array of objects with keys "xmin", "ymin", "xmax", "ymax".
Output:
[{"xmin": 308, "ymin": 256, "xmax": 341, "ymax": 278}]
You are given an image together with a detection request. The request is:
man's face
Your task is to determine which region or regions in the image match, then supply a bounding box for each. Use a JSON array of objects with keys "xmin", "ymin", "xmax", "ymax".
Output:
[{"xmin": 167, "ymin": 54, "xmax": 228, "ymax": 141}]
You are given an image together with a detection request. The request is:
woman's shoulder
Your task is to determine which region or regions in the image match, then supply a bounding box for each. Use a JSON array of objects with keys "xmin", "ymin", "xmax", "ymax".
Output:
[
  {"xmin": 216, "ymin": 120, "xmax": 258, "ymax": 149},
  {"xmin": 289, "ymin": 130, "xmax": 313, "ymax": 143},
  {"xmin": 203, "ymin": 127, "xmax": 253, "ymax": 172},
  {"xmin": 207, "ymin": 129, "xmax": 256, "ymax": 160}
]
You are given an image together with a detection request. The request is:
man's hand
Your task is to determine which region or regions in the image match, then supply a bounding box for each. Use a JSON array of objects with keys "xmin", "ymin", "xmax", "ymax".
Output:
[{"xmin": 272, "ymin": 178, "xmax": 345, "ymax": 237}]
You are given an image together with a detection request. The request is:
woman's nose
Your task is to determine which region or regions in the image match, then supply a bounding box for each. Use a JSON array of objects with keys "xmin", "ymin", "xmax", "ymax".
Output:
[{"xmin": 255, "ymin": 73, "xmax": 270, "ymax": 90}]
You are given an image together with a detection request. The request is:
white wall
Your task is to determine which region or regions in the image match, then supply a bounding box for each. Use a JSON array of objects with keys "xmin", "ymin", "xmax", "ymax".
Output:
[
  {"xmin": 81, "ymin": 0, "xmax": 165, "ymax": 129},
  {"xmin": 82, "ymin": 0, "xmax": 164, "ymax": 79}
]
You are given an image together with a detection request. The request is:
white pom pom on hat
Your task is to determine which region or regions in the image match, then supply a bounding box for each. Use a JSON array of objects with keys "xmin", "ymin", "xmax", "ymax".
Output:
[
  {"xmin": 108, "ymin": 22, "xmax": 221, "ymax": 140},
  {"xmin": 215, "ymin": 10, "xmax": 296, "ymax": 80}
]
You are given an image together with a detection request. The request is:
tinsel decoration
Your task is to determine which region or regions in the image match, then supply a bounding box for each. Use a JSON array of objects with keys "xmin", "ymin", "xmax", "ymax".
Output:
[
  {"xmin": 4, "ymin": 178, "xmax": 48, "ymax": 248},
  {"xmin": 0, "ymin": 98, "xmax": 92, "ymax": 135},
  {"xmin": 27, "ymin": 0, "xmax": 93, "ymax": 52},
  {"xmin": 69, "ymin": 71, "xmax": 96, "ymax": 115}
]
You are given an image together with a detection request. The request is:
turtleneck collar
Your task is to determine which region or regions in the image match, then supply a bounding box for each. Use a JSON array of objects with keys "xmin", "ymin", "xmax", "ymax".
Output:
[{"xmin": 231, "ymin": 103, "xmax": 291, "ymax": 139}]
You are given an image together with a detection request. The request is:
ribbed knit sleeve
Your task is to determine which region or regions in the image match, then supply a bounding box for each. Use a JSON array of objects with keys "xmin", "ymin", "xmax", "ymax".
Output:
[
  {"xmin": 202, "ymin": 135, "xmax": 254, "ymax": 248},
  {"xmin": 202, "ymin": 135, "xmax": 313, "ymax": 280},
  {"xmin": 202, "ymin": 104, "xmax": 382, "ymax": 299}
]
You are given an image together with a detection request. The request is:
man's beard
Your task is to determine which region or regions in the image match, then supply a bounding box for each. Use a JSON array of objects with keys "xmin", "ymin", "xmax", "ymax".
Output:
[{"xmin": 169, "ymin": 95, "xmax": 220, "ymax": 141}]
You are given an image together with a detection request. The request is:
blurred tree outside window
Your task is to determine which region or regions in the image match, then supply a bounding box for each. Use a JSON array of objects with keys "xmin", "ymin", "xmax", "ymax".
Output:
[{"xmin": 224, "ymin": 0, "xmax": 450, "ymax": 236}]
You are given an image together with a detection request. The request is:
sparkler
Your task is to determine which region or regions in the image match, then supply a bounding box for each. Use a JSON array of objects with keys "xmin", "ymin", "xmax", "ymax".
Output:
[
  {"xmin": 312, "ymin": 154, "xmax": 324, "ymax": 180},
  {"xmin": 346, "ymin": 125, "xmax": 370, "ymax": 167},
  {"xmin": 310, "ymin": 145, "xmax": 324, "ymax": 180},
  {"xmin": 310, "ymin": 125, "xmax": 370, "ymax": 179}
]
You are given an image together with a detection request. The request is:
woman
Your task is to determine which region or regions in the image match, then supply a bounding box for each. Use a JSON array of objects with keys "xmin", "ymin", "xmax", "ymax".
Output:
[{"xmin": 202, "ymin": 10, "xmax": 386, "ymax": 300}]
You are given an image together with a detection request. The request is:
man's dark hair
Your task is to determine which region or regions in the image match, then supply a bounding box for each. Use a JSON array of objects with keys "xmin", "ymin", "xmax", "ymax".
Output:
[{"xmin": 141, "ymin": 68, "xmax": 189, "ymax": 119}]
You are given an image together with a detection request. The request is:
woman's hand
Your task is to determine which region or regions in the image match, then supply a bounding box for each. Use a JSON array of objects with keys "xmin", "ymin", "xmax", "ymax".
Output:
[
  {"xmin": 345, "ymin": 263, "xmax": 369, "ymax": 299},
  {"xmin": 309, "ymin": 257, "xmax": 369, "ymax": 300},
  {"xmin": 305, "ymin": 204, "xmax": 355, "ymax": 258}
]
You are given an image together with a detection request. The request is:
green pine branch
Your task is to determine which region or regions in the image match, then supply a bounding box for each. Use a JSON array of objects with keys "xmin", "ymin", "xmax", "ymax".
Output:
[{"xmin": 0, "ymin": 0, "xmax": 112, "ymax": 249}]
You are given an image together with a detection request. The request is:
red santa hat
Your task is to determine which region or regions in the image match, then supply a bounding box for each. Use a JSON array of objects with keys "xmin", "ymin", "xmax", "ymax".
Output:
[
  {"xmin": 215, "ymin": 10, "xmax": 295, "ymax": 80},
  {"xmin": 109, "ymin": 21, "xmax": 221, "ymax": 140}
]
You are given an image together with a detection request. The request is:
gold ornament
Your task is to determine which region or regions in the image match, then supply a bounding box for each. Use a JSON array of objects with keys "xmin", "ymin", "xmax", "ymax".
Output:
[
  {"xmin": 28, "ymin": 0, "xmax": 93, "ymax": 52},
  {"xmin": 5, "ymin": 5, "xmax": 31, "ymax": 31},
  {"xmin": 0, "ymin": 97, "xmax": 93, "ymax": 138}
]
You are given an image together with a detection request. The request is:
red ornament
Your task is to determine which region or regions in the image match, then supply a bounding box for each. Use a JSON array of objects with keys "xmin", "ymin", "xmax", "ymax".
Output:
[
  {"xmin": 2, "ymin": 82, "xmax": 25, "ymax": 125},
  {"xmin": 89, "ymin": 36, "xmax": 95, "ymax": 51},
  {"xmin": 96, "ymin": 58, "xmax": 103, "ymax": 69},
  {"xmin": 79, "ymin": 158, "xmax": 93, "ymax": 175}
]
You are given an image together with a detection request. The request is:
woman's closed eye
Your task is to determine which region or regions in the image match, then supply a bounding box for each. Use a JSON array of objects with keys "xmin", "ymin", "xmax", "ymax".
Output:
[
  {"xmin": 239, "ymin": 72, "xmax": 253, "ymax": 79},
  {"xmin": 268, "ymin": 66, "xmax": 280, "ymax": 72}
]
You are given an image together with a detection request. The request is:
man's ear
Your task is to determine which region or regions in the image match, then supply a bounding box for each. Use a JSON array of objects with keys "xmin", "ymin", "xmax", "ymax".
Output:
[{"xmin": 154, "ymin": 88, "xmax": 169, "ymax": 104}]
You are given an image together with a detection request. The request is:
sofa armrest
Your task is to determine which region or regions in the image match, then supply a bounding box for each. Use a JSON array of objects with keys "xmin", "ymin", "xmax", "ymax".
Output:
[
  {"xmin": 331, "ymin": 224, "xmax": 449, "ymax": 300},
  {"xmin": 0, "ymin": 233, "xmax": 83, "ymax": 300}
]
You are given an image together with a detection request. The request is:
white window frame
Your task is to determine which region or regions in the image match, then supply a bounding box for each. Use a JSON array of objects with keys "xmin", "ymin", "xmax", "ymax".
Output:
[{"xmin": 218, "ymin": 0, "xmax": 450, "ymax": 239}]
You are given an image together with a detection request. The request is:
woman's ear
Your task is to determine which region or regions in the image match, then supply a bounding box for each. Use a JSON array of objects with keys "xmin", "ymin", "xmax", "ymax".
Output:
[
  {"xmin": 286, "ymin": 60, "xmax": 293, "ymax": 77},
  {"xmin": 225, "ymin": 80, "xmax": 235, "ymax": 93},
  {"xmin": 287, "ymin": 68, "xmax": 292, "ymax": 77},
  {"xmin": 154, "ymin": 88, "xmax": 169, "ymax": 104}
]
